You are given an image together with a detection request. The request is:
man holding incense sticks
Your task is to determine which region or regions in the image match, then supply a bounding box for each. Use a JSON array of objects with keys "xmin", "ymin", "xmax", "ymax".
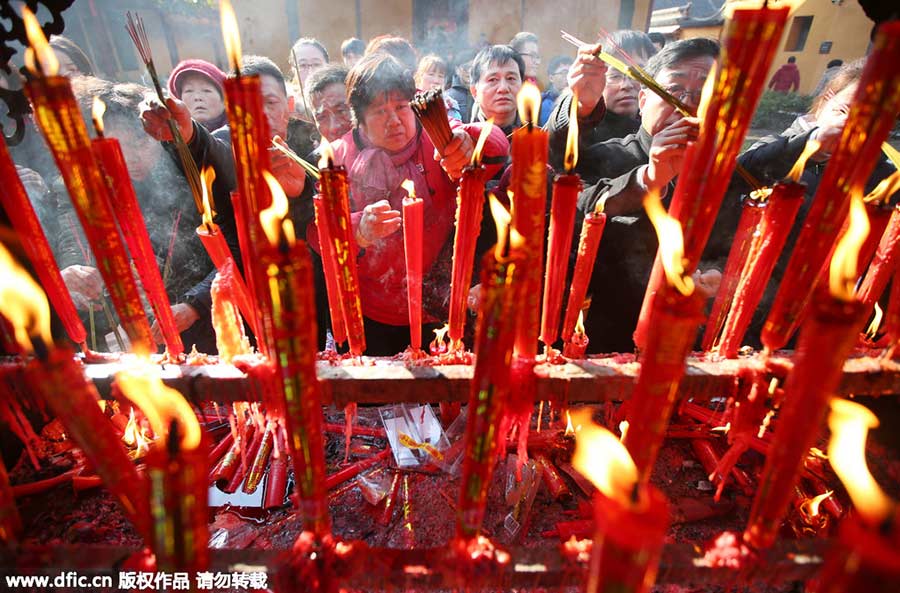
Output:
[{"xmin": 550, "ymin": 38, "xmax": 722, "ymax": 353}]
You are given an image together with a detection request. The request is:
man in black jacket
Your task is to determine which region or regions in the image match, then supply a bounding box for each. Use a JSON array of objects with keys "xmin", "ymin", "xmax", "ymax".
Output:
[{"xmin": 548, "ymin": 37, "xmax": 720, "ymax": 353}]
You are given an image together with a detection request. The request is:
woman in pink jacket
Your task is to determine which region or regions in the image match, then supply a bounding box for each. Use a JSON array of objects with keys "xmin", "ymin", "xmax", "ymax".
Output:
[{"xmin": 310, "ymin": 53, "xmax": 509, "ymax": 355}]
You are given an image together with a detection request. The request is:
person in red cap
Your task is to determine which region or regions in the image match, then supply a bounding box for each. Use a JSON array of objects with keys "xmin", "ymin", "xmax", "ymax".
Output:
[{"xmin": 167, "ymin": 59, "xmax": 227, "ymax": 131}]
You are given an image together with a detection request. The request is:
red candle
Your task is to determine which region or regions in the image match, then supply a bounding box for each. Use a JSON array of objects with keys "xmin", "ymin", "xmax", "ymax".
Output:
[
  {"xmin": 857, "ymin": 204, "xmax": 900, "ymax": 310},
  {"xmin": 562, "ymin": 313, "xmax": 589, "ymax": 359},
  {"xmin": 510, "ymin": 82, "xmax": 549, "ymax": 359},
  {"xmin": 457, "ymin": 209, "xmax": 520, "ymax": 539},
  {"xmin": 264, "ymin": 428, "xmax": 288, "ymax": 510},
  {"xmin": 401, "ymin": 180, "xmax": 424, "ymax": 351},
  {"xmin": 313, "ymin": 196, "xmax": 347, "ymax": 347},
  {"xmin": 572, "ymin": 411, "xmax": 670, "ymax": 593},
  {"xmin": 540, "ymin": 174, "xmax": 580, "ymax": 348},
  {"xmin": 318, "ymin": 151, "xmax": 366, "ymax": 356},
  {"xmin": 90, "ymin": 103, "xmax": 183, "ymax": 356},
  {"xmin": 634, "ymin": 5, "xmax": 792, "ymax": 350},
  {"xmin": 561, "ymin": 212, "xmax": 606, "ymax": 344},
  {"xmin": 743, "ymin": 297, "xmax": 866, "ymax": 549},
  {"xmin": 811, "ymin": 517, "xmax": 900, "ymax": 593},
  {"xmin": 447, "ymin": 164, "xmax": 487, "ymax": 349},
  {"xmin": 761, "ymin": 22, "xmax": 900, "ymax": 352},
  {"xmin": 857, "ymin": 202, "xmax": 894, "ymax": 273},
  {"xmin": 0, "ymin": 137, "xmax": 86, "ymax": 347},
  {"xmin": 702, "ymin": 196, "xmax": 765, "ymax": 351},
  {"xmin": 24, "ymin": 65, "xmax": 153, "ymax": 352},
  {"xmin": 260, "ymin": 217, "xmax": 331, "ymax": 537},
  {"xmin": 716, "ymin": 182, "xmax": 805, "ymax": 357},
  {"xmin": 243, "ymin": 420, "xmax": 273, "ymax": 494}
]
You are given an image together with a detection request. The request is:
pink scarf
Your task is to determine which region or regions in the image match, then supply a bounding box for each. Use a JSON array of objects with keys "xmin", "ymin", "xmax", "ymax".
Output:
[{"xmin": 348, "ymin": 128, "xmax": 430, "ymax": 213}]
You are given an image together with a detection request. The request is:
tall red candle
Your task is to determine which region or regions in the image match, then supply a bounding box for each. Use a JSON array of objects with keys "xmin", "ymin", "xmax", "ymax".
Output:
[
  {"xmin": 702, "ymin": 196, "xmax": 765, "ymax": 351},
  {"xmin": 510, "ymin": 82, "xmax": 549, "ymax": 359},
  {"xmin": 761, "ymin": 22, "xmax": 900, "ymax": 352},
  {"xmin": 447, "ymin": 164, "xmax": 486, "ymax": 349},
  {"xmin": 857, "ymin": 204, "xmax": 900, "ymax": 310},
  {"xmin": 24, "ymin": 74, "xmax": 153, "ymax": 353},
  {"xmin": 540, "ymin": 174, "xmax": 580, "ymax": 348},
  {"xmin": 0, "ymin": 137, "xmax": 86, "ymax": 347},
  {"xmin": 313, "ymin": 196, "xmax": 347, "ymax": 347},
  {"xmin": 457, "ymin": 217, "xmax": 520, "ymax": 539},
  {"xmin": 402, "ymin": 181, "xmax": 424, "ymax": 351},
  {"xmin": 90, "ymin": 107, "xmax": 183, "ymax": 356},
  {"xmin": 857, "ymin": 202, "xmax": 893, "ymax": 273},
  {"xmin": 716, "ymin": 182, "xmax": 805, "ymax": 357},
  {"xmin": 319, "ymin": 155, "xmax": 366, "ymax": 355},
  {"xmin": 635, "ymin": 5, "xmax": 792, "ymax": 350},
  {"xmin": 561, "ymin": 212, "xmax": 606, "ymax": 344}
]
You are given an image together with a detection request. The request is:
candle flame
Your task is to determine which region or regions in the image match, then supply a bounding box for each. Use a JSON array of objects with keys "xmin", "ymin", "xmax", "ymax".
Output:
[
  {"xmin": 92, "ymin": 97, "xmax": 106, "ymax": 135},
  {"xmin": 695, "ymin": 67, "xmax": 716, "ymax": 121},
  {"xmin": 749, "ymin": 187, "xmax": 773, "ymax": 202},
  {"xmin": 866, "ymin": 303, "xmax": 884, "ymax": 340},
  {"xmin": 430, "ymin": 323, "xmax": 450, "ymax": 353},
  {"xmin": 882, "ymin": 142, "xmax": 900, "ymax": 170},
  {"xmin": 827, "ymin": 398, "xmax": 895, "ymax": 526},
  {"xmin": 219, "ymin": 0, "xmax": 242, "ymax": 73},
  {"xmin": 787, "ymin": 139, "xmax": 821, "ymax": 183},
  {"xmin": 0, "ymin": 243, "xmax": 53, "ymax": 352},
  {"xmin": 801, "ymin": 490, "xmax": 833, "ymax": 519},
  {"xmin": 574, "ymin": 310, "xmax": 585, "ymax": 336},
  {"xmin": 570, "ymin": 409, "xmax": 639, "ymax": 507},
  {"xmin": 828, "ymin": 192, "xmax": 869, "ymax": 301},
  {"xmin": 260, "ymin": 171, "xmax": 290, "ymax": 247},
  {"xmin": 471, "ymin": 118, "xmax": 493, "ymax": 166},
  {"xmin": 516, "ymin": 82, "xmax": 541, "ymax": 127},
  {"xmin": 564, "ymin": 92, "xmax": 579, "ymax": 172},
  {"xmin": 201, "ymin": 166, "xmax": 217, "ymax": 227},
  {"xmin": 864, "ymin": 171, "xmax": 900, "ymax": 205},
  {"xmin": 318, "ymin": 137, "xmax": 335, "ymax": 169},
  {"xmin": 21, "ymin": 7, "xmax": 59, "ymax": 77},
  {"xmin": 643, "ymin": 190, "xmax": 694, "ymax": 295},
  {"xmin": 489, "ymin": 193, "xmax": 512, "ymax": 258},
  {"xmin": 115, "ymin": 363, "xmax": 202, "ymax": 450},
  {"xmin": 401, "ymin": 179, "xmax": 417, "ymax": 201},
  {"xmin": 564, "ymin": 410, "xmax": 574, "ymax": 435}
]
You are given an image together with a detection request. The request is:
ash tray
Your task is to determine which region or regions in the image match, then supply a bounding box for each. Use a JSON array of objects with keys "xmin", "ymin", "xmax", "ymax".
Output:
[{"xmin": 379, "ymin": 404, "xmax": 451, "ymax": 471}]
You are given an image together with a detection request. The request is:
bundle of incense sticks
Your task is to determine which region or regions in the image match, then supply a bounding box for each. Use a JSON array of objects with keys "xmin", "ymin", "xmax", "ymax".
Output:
[
  {"xmin": 126, "ymin": 12, "xmax": 204, "ymax": 213},
  {"xmin": 411, "ymin": 88, "xmax": 454, "ymax": 155},
  {"xmin": 270, "ymin": 140, "xmax": 320, "ymax": 179}
]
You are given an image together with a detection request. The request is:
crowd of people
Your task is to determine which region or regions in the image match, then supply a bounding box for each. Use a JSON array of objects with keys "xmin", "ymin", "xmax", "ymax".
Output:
[{"xmin": 7, "ymin": 26, "xmax": 896, "ymax": 357}]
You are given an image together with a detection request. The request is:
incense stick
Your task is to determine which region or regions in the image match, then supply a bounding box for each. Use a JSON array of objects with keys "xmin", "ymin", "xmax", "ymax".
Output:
[
  {"xmin": 290, "ymin": 48, "xmax": 317, "ymax": 128},
  {"xmin": 126, "ymin": 12, "xmax": 205, "ymax": 215},
  {"xmin": 270, "ymin": 140, "xmax": 321, "ymax": 179},
  {"xmin": 410, "ymin": 88, "xmax": 454, "ymax": 155}
]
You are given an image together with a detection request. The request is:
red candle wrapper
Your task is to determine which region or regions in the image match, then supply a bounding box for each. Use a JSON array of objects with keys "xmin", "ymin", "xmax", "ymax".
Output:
[
  {"xmin": 448, "ymin": 164, "xmax": 486, "ymax": 347},
  {"xmin": 93, "ymin": 136, "xmax": 183, "ymax": 356},
  {"xmin": 403, "ymin": 195, "xmax": 424, "ymax": 350},
  {"xmin": 744, "ymin": 295, "xmax": 867, "ymax": 550},
  {"xmin": 635, "ymin": 6, "xmax": 792, "ymax": 350},
  {"xmin": 313, "ymin": 196, "xmax": 347, "ymax": 347},
  {"xmin": 761, "ymin": 22, "xmax": 900, "ymax": 351},
  {"xmin": 586, "ymin": 486, "xmax": 670, "ymax": 593},
  {"xmin": 0, "ymin": 138, "xmax": 87, "ymax": 346},
  {"xmin": 264, "ymin": 429, "xmax": 289, "ymax": 510},
  {"xmin": 561, "ymin": 212, "xmax": 607, "ymax": 343},
  {"xmin": 857, "ymin": 205, "xmax": 900, "ymax": 310},
  {"xmin": 26, "ymin": 76, "xmax": 154, "ymax": 352},
  {"xmin": 540, "ymin": 174, "xmax": 580, "ymax": 347}
]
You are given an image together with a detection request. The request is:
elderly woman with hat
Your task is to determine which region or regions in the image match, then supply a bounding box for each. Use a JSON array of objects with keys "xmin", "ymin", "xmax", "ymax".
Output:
[{"xmin": 167, "ymin": 59, "xmax": 227, "ymax": 132}]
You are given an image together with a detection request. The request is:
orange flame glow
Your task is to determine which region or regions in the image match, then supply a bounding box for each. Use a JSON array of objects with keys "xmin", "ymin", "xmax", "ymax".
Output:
[
  {"xmin": 571, "ymin": 409, "xmax": 638, "ymax": 507},
  {"xmin": 866, "ymin": 303, "xmax": 883, "ymax": 341},
  {"xmin": 864, "ymin": 172, "xmax": 900, "ymax": 205},
  {"xmin": 201, "ymin": 166, "xmax": 217, "ymax": 228},
  {"xmin": 564, "ymin": 411, "xmax": 574, "ymax": 435},
  {"xmin": 829, "ymin": 192, "xmax": 869, "ymax": 301},
  {"xmin": 564, "ymin": 92, "xmax": 579, "ymax": 172},
  {"xmin": 827, "ymin": 399, "xmax": 895, "ymax": 526},
  {"xmin": 787, "ymin": 139, "xmax": 822, "ymax": 183},
  {"xmin": 801, "ymin": 490, "xmax": 833, "ymax": 519},
  {"xmin": 695, "ymin": 67, "xmax": 716, "ymax": 121},
  {"xmin": 0, "ymin": 243, "xmax": 53, "ymax": 352},
  {"xmin": 92, "ymin": 97, "xmax": 106, "ymax": 136},
  {"xmin": 21, "ymin": 7, "xmax": 58, "ymax": 77},
  {"xmin": 643, "ymin": 190, "xmax": 694, "ymax": 295},
  {"xmin": 401, "ymin": 179, "xmax": 417, "ymax": 201},
  {"xmin": 574, "ymin": 310, "xmax": 585, "ymax": 337},
  {"xmin": 471, "ymin": 118, "xmax": 493, "ymax": 166},
  {"xmin": 219, "ymin": 0, "xmax": 242, "ymax": 73},
  {"xmin": 516, "ymin": 82, "xmax": 541, "ymax": 127},
  {"xmin": 116, "ymin": 363, "xmax": 202, "ymax": 450},
  {"xmin": 260, "ymin": 171, "xmax": 291, "ymax": 247},
  {"xmin": 430, "ymin": 323, "xmax": 450, "ymax": 352},
  {"xmin": 489, "ymin": 194, "xmax": 515, "ymax": 258},
  {"xmin": 883, "ymin": 142, "xmax": 900, "ymax": 170},
  {"xmin": 318, "ymin": 138, "xmax": 335, "ymax": 169}
]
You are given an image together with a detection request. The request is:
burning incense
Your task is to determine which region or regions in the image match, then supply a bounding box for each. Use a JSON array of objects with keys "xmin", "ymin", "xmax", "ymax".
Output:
[
  {"xmin": 270, "ymin": 139, "xmax": 320, "ymax": 179},
  {"xmin": 125, "ymin": 12, "xmax": 204, "ymax": 214},
  {"xmin": 411, "ymin": 88, "xmax": 454, "ymax": 155}
]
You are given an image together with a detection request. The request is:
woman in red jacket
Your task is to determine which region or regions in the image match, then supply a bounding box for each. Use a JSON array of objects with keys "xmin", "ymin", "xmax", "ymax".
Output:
[{"xmin": 310, "ymin": 52, "xmax": 509, "ymax": 355}]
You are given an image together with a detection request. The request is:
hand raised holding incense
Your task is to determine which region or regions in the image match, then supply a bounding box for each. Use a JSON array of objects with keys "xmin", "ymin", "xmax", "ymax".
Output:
[
  {"xmin": 356, "ymin": 200, "xmax": 402, "ymax": 248},
  {"xmin": 567, "ymin": 42, "xmax": 607, "ymax": 118},
  {"xmin": 643, "ymin": 117, "xmax": 700, "ymax": 193},
  {"xmin": 140, "ymin": 97, "xmax": 194, "ymax": 144},
  {"xmin": 436, "ymin": 129, "xmax": 475, "ymax": 180},
  {"xmin": 150, "ymin": 303, "xmax": 199, "ymax": 344},
  {"xmin": 269, "ymin": 136, "xmax": 306, "ymax": 196}
]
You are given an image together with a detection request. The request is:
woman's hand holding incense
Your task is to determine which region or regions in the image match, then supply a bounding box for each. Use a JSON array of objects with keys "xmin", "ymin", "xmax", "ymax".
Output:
[
  {"xmin": 140, "ymin": 97, "xmax": 194, "ymax": 144},
  {"xmin": 437, "ymin": 129, "xmax": 474, "ymax": 180}
]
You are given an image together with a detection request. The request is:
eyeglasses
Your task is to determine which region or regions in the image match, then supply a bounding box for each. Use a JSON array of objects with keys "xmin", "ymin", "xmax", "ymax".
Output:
[{"xmin": 663, "ymin": 85, "xmax": 703, "ymax": 103}]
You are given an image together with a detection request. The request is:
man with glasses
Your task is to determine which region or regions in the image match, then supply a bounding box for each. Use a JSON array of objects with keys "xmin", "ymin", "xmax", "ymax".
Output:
[
  {"xmin": 539, "ymin": 55, "xmax": 572, "ymax": 126},
  {"xmin": 549, "ymin": 37, "xmax": 722, "ymax": 354},
  {"xmin": 510, "ymin": 32, "xmax": 541, "ymax": 86}
]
